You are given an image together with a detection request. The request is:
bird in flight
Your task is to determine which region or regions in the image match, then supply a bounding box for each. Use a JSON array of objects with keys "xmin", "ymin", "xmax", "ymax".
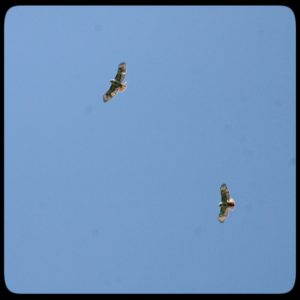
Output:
[
  {"xmin": 218, "ymin": 184, "xmax": 235, "ymax": 223},
  {"xmin": 103, "ymin": 62, "xmax": 127, "ymax": 102}
]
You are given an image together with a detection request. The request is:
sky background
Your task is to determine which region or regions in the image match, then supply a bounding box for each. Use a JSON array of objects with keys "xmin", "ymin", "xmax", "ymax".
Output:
[{"xmin": 4, "ymin": 6, "xmax": 295, "ymax": 294}]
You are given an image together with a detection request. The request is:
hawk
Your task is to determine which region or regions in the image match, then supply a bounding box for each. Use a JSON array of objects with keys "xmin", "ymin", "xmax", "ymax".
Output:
[
  {"xmin": 218, "ymin": 184, "xmax": 235, "ymax": 223},
  {"xmin": 103, "ymin": 62, "xmax": 127, "ymax": 102}
]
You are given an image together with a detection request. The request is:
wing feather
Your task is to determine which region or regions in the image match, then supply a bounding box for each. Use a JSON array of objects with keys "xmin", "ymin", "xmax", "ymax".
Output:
[
  {"xmin": 218, "ymin": 205, "xmax": 229, "ymax": 223},
  {"xmin": 103, "ymin": 83, "xmax": 119, "ymax": 102},
  {"xmin": 115, "ymin": 62, "xmax": 126, "ymax": 82},
  {"xmin": 220, "ymin": 183, "xmax": 230, "ymax": 204}
]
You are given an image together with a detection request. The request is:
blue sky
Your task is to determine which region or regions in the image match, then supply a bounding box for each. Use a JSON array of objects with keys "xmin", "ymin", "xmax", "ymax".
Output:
[{"xmin": 4, "ymin": 6, "xmax": 295, "ymax": 293}]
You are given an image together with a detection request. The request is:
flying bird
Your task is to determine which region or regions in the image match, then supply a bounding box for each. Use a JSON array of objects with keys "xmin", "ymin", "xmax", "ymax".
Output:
[
  {"xmin": 218, "ymin": 184, "xmax": 235, "ymax": 223},
  {"xmin": 103, "ymin": 62, "xmax": 127, "ymax": 102}
]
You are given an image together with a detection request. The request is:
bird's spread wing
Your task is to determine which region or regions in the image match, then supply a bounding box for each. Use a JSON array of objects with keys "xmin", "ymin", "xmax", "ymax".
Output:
[
  {"xmin": 103, "ymin": 62, "xmax": 126, "ymax": 102},
  {"xmin": 220, "ymin": 183, "xmax": 230, "ymax": 204},
  {"xmin": 115, "ymin": 62, "xmax": 126, "ymax": 83},
  {"xmin": 218, "ymin": 205, "xmax": 230, "ymax": 223},
  {"xmin": 103, "ymin": 83, "xmax": 119, "ymax": 102}
]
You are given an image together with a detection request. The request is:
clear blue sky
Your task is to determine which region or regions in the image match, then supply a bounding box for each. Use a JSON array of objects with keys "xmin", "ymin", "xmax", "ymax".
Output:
[{"xmin": 4, "ymin": 6, "xmax": 295, "ymax": 293}]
